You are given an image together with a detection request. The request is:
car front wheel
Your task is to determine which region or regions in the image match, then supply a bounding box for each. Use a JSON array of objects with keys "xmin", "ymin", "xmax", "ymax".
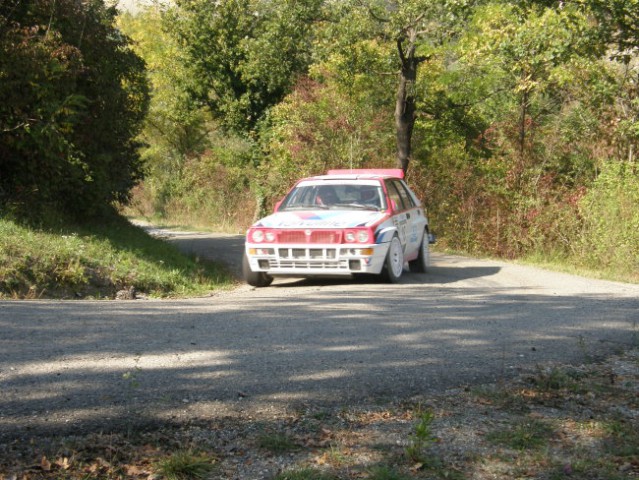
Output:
[
  {"xmin": 242, "ymin": 254, "xmax": 273, "ymax": 287},
  {"xmin": 409, "ymin": 229, "xmax": 430, "ymax": 273},
  {"xmin": 382, "ymin": 235, "xmax": 404, "ymax": 283}
]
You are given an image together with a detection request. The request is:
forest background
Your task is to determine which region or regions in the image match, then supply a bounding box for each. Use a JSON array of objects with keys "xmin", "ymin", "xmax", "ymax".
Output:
[{"xmin": 2, "ymin": 0, "xmax": 639, "ymax": 283}]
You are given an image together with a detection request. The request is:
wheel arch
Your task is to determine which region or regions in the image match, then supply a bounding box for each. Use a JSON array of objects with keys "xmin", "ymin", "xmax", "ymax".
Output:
[{"xmin": 375, "ymin": 226, "xmax": 399, "ymax": 244}]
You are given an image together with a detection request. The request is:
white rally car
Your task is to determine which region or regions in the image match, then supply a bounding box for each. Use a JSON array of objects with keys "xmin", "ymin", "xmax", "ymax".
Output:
[{"xmin": 243, "ymin": 169, "xmax": 435, "ymax": 287}]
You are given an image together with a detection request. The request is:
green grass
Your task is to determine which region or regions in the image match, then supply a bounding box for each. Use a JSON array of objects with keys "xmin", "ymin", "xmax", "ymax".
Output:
[
  {"xmin": 155, "ymin": 450, "xmax": 217, "ymax": 479},
  {"xmin": 0, "ymin": 214, "xmax": 234, "ymax": 299},
  {"xmin": 486, "ymin": 418, "xmax": 555, "ymax": 451},
  {"xmin": 257, "ymin": 432, "xmax": 301, "ymax": 453},
  {"xmin": 273, "ymin": 468, "xmax": 339, "ymax": 480}
]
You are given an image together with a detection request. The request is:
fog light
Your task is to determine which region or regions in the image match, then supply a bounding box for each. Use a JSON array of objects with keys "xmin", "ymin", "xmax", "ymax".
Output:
[
  {"xmin": 349, "ymin": 259, "xmax": 361, "ymax": 271},
  {"xmin": 347, "ymin": 248, "xmax": 374, "ymax": 256},
  {"xmin": 258, "ymin": 260, "xmax": 269, "ymax": 269},
  {"xmin": 250, "ymin": 248, "xmax": 274, "ymax": 255}
]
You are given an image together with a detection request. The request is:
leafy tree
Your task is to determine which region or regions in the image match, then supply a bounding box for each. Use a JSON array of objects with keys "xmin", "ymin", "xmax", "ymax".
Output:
[
  {"xmin": 258, "ymin": 73, "xmax": 396, "ymax": 206},
  {"xmin": 577, "ymin": 161, "xmax": 639, "ymax": 275},
  {"xmin": 577, "ymin": 0, "xmax": 639, "ymax": 61},
  {"xmin": 0, "ymin": 0, "xmax": 149, "ymax": 217},
  {"xmin": 583, "ymin": 0, "xmax": 639, "ymax": 162},
  {"xmin": 118, "ymin": 6, "xmax": 211, "ymax": 215},
  {"xmin": 347, "ymin": 0, "xmax": 482, "ymax": 173},
  {"xmin": 166, "ymin": 0, "xmax": 323, "ymax": 135}
]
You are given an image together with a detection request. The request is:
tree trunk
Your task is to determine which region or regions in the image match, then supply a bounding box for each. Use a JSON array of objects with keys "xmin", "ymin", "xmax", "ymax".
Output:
[
  {"xmin": 395, "ymin": 58, "xmax": 417, "ymax": 173},
  {"xmin": 395, "ymin": 29, "xmax": 427, "ymax": 175},
  {"xmin": 518, "ymin": 89, "xmax": 529, "ymax": 161}
]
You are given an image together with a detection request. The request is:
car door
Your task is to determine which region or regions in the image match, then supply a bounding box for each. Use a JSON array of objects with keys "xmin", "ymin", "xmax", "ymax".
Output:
[
  {"xmin": 388, "ymin": 179, "xmax": 426, "ymax": 258},
  {"xmin": 385, "ymin": 180, "xmax": 411, "ymax": 251}
]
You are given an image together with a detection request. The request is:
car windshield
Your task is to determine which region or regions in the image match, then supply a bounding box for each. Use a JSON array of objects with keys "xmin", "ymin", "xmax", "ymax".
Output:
[{"xmin": 279, "ymin": 183, "xmax": 386, "ymax": 211}]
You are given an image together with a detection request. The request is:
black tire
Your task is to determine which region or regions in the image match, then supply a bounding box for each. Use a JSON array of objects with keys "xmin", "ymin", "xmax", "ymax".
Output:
[
  {"xmin": 409, "ymin": 229, "xmax": 430, "ymax": 273},
  {"xmin": 381, "ymin": 235, "xmax": 404, "ymax": 283},
  {"xmin": 242, "ymin": 254, "xmax": 273, "ymax": 287}
]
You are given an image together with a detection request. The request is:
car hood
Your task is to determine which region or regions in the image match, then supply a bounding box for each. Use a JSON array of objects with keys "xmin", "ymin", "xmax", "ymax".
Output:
[{"xmin": 254, "ymin": 210, "xmax": 388, "ymax": 229}]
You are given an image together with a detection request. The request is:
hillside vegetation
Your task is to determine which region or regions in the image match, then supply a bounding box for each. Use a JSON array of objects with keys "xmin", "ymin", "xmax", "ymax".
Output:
[
  {"xmin": 0, "ymin": 216, "xmax": 233, "ymax": 299},
  {"xmin": 117, "ymin": 0, "xmax": 639, "ymax": 281},
  {"xmin": 2, "ymin": 0, "xmax": 639, "ymax": 295}
]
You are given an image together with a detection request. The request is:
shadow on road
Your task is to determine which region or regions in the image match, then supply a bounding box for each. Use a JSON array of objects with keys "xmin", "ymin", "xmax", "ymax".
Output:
[
  {"xmin": 2, "ymin": 230, "xmax": 639, "ymax": 442},
  {"xmin": 161, "ymin": 230, "xmax": 502, "ymax": 286},
  {"xmin": 2, "ymin": 279, "xmax": 639, "ymax": 441}
]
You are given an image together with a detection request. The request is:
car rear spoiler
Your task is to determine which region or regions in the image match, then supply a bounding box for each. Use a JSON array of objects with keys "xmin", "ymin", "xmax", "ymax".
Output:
[{"xmin": 327, "ymin": 168, "xmax": 404, "ymax": 179}]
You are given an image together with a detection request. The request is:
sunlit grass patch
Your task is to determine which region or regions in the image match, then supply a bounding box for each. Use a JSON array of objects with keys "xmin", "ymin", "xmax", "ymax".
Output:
[{"xmin": 0, "ymin": 215, "xmax": 234, "ymax": 299}]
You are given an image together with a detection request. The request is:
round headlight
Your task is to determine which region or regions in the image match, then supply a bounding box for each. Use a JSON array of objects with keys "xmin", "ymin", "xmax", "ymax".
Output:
[
  {"xmin": 252, "ymin": 230, "xmax": 264, "ymax": 243},
  {"xmin": 357, "ymin": 230, "xmax": 369, "ymax": 243},
  {"xmin": 345, "ymin": 232, "xmax": 356, "ymax": 243},
  {"xmin": 265, "ymin": 231, "xmax": 276, "ymax": 242}
]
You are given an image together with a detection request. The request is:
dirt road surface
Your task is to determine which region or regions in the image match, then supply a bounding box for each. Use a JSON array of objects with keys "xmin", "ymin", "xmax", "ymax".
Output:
[{"xmin": 2, "ymin": 227, "xmax": 639, "ymax": 442}]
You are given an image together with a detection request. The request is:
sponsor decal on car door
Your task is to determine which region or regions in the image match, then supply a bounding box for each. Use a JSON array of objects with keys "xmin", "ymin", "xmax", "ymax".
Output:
[
  {"xmin": 386, "ymin": 180, "xmax": 409, "ymax": 251},
  {"xmin": 393, "ymin": 213, "xmax": 409, "ymax": 249}
]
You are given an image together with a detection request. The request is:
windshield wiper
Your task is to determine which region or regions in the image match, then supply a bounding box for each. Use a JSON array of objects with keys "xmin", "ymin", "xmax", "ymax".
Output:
[
  {"xmin": 335, "ymin": 203, "xmax": 380, "ymax": 211},
  {"xmin": 282, "ymin": 204, "xmax": 329, "ymax": 210}
]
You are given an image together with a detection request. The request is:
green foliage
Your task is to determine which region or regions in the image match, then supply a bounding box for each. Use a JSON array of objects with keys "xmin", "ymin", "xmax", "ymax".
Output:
[
  {"xmin": 409, "ymin": 0, "xmax": 639, "ymax": 263},
  {"xmin": 166, "ymin": 0, "xmax": 322, "ymax": 134},
  {"xmin": 123, "ymin": 0, "xmax": 639, "ymax": 278},
  {"xmin": 405, "ymin": 410, "xmax": 436, "ymax": 464},
  {"xmin": 257, "ymin": 74, "xmax": 396, "ymax": 207},
  {"xmin": 575, "ymin": 161, "xmax": 639, "ymax": 278},
  {"xmin": 0, "ymin": 0, "xmax": 149, "ymax": 218},
  {"xmin": 119, "ymin": 6, "xmax": 255, "ymax": 229},
  {"xmin": 585, "ymin": 0, "xmax": 639, "ymax": 61},
  {"xmin": 533, "ymin": 367, "xmax": 582, "ymax": 392},
  {"xmin": 118, "ymin": 7, "xmax": 210, "ymax": 169},
  {"xmin": 125, "ymin": 130, "xmax": 256, "ymax": 231}
]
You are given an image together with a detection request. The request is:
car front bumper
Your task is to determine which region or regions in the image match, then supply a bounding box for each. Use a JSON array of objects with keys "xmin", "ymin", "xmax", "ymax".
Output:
[{"xmin": 245, "ymin": 242, "xmax": 390, "ymax": 276}]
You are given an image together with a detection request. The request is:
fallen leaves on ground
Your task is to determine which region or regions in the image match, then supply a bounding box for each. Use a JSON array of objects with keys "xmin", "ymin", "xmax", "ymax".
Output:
[{"xmin": 1, "ymin": 348, "xmax": 637, "ymax": 479}]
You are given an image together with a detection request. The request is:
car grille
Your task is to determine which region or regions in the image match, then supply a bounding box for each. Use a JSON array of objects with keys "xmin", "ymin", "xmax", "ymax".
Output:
[
  {"xmin": 277, "ymin": 230, "xmax": 341, "ymax": 244},
  {"xmin": 279, "ymin": 248, "xmax": 337, "ymax": 259},
  {"xmin": 272, "ymin": 247, "xmax": 349, "ymax": 270}
]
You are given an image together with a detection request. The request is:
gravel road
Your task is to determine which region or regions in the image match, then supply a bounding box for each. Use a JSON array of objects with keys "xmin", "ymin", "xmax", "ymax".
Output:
[{"xmin": 2, "ymin": 227, "xmax": 639, "ymax": 442}]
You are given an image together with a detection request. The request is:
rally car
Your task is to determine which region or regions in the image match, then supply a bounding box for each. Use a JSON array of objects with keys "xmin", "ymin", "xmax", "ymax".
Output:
[{"xmin": 243, "ymin": 169, "xmax": 435, "ymax": 287}]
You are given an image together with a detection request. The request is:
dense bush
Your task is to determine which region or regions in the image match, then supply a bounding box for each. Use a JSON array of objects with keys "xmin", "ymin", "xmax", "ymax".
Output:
[
  {"xmin": 0, "ymin": 0, "xmax": 149, "ymax": 218},
  {"xmin": 575, "ymin": 161, "xmax": 639, "ymax": 277}
]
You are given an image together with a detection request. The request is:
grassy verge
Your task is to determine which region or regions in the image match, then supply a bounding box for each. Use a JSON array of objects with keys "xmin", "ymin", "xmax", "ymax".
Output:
[
  {"xmin": 0, "ymin": 215, "xmax": 234, "ymax": 299},
  {"xmin": 1, "ymin": 348, "xmax": 637, "ymax": 479},
  {"xmin": 519, "ymin": 249, "xmax": 639, "ymax": 285}
]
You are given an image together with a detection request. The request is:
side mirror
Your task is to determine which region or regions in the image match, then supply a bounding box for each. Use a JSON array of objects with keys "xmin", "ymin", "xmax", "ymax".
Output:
[{"xmin": 274, "ymin": 199, "xmax": 283, "ymax": 212}]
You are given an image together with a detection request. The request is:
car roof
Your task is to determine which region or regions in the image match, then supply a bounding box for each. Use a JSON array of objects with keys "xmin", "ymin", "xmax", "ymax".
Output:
[{"xmin": 305, "ymin": 168, "xmax": 405, "ymax": 182}]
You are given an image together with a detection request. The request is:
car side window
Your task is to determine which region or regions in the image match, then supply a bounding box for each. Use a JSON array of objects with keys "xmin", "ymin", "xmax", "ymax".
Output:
[
  {"xmin": 395, "ymin": 180, "xmax": 416, "ymax": 209},
  {"xmin": 386, "ymin": 181, "xmax": 406, "ymax": 211}
]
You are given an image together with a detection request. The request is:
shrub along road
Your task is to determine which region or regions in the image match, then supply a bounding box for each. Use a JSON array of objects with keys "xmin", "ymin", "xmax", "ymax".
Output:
[{"xmin": 1, "ymin": 228, "xmax": 639, "ymax": 443}]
